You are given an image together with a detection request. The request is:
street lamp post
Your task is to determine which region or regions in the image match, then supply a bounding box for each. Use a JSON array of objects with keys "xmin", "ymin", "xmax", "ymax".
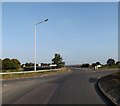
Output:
[{"xmin": 34, "ymin": 19, "xmax": 48, "ymax": 71}]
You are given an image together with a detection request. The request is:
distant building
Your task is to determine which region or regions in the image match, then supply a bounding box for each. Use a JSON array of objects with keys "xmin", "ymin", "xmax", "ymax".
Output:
[
  {"xmin": 50, "ymin": 64, "xmax": 57, "ymax": 67},
  {"xmin": 97, "ymin": 65, "xmax": 102, "ymax": 68},
  {"xmin": 23, "ymin": 64, "xmax": 25, "ymax": 67},
  {"xmin": 40, "ymin": 63, "xmax": 57, "ymax": 67}
]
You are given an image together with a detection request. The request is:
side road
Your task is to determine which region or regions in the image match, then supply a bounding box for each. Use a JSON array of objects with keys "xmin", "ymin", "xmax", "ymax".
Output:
[{"xmin": 97, "ymin": 71, "xmax": 120, "ymax": 105}]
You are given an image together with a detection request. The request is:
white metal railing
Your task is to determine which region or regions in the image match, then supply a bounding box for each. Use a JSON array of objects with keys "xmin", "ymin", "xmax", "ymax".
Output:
[{"xmin": 0, "ymin": 68, "xmax": 63, "ymax": 75}]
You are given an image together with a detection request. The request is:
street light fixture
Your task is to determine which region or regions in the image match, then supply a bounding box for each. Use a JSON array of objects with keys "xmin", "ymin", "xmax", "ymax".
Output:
[{"xmin": 34, "ymin": 19, "xmax": 48, "ymax": 71}]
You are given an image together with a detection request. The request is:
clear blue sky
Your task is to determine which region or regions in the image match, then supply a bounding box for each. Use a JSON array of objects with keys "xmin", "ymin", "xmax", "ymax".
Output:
[{"xmin": 2, "ymin": 2, "xmax": 118, "ymax": 65}]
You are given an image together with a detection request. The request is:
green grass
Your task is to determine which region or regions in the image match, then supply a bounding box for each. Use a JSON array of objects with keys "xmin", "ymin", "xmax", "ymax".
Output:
[{"xmin": 101, "ymin": 65, "xmax": 120, "ymax": 69}]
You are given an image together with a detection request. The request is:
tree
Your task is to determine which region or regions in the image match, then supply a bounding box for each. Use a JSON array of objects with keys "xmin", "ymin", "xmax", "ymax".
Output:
[
  {"xmin": 2, "ymin": 58, "xmax": 11, "ymax": 69},
  {"xmin": 25, "ymin": 62, "xmax": 34, "ymax": 66},
  {"xmin": 11, "ymin": 59, "xmax": 21, "ymax": 69},
  {"xmin": 2, "ymin": 58, "xmax": 15, "ymax": 69},
  {"xmin": 107, "ymin": 58, "xmax": 115, "ymax": 66},
  {"xmin": 81, "ymin": 63, "xmax": 90, "ymax": 68},
  {"xmin": 2, "ymin": 58, "xmax": 21, "ymax": 70},
  {"xmin": 96, "ymin": 62, "xmax": 101, "ymax": 65},
  {"xmin": 91, "ymin": 63, "xmax": 97, "ymax": 67},
  {"xmin": 52, "ymin": 54, "xmax": 65, "ymax": 68},
  {"xmin": 41, "ymin": 63, "xmax": 50, "ymax": 67},
  {"xmin": 116, "ymin": 61, "xmax": 120, "ymax": 66}
]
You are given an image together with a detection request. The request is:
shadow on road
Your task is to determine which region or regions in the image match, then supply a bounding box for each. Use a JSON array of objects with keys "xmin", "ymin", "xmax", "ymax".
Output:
[
  {"xmin": 89, "ymin": 78, "xmax": 98, "ymax": 83},
  {"xmin": 89, "ymin": 77, "xmax": 115, "ymax": 105},
  {"xmin": 94, "ymin": 82, "xmax": 115, "ymax": 105}
]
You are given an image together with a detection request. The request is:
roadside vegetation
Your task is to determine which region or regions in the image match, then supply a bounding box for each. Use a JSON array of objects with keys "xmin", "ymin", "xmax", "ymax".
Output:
[
  {"xmin": 70, "ymin": 58, "xmax": 120, "ymax": 70},
  {"xmin": 2, "ymin": 67, "xmax": 68, "ymax": 80},
  {"xmin": 0, "ymin": 53, "xmax": 65, "ymax": 73}
]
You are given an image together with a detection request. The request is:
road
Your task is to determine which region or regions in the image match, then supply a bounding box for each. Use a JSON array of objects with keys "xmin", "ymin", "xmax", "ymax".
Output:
[{"xmin": 2, "ymin": 67, "xmax": 118, "ymax": 104}]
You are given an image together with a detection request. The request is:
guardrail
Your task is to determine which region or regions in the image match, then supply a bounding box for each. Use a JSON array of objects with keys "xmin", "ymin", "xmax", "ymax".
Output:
[{"xmin": 0, "ymin": 68, "xmax": 63, "ymax": 75}]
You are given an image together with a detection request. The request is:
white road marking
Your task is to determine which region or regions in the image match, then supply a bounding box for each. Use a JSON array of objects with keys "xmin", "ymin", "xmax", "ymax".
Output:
[
  {"xmin": 3, "ymin": 85, "xmax": 7, "ymax": 87},
  {"xmin": 98, "ymin": 76, "xmax": 101, "ymax": 79}
]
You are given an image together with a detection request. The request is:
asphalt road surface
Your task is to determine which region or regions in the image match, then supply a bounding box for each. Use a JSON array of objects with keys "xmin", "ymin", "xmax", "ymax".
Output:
[{"xmin": 2, "ymin": 67, "xmax": 118, "ymax": 104}]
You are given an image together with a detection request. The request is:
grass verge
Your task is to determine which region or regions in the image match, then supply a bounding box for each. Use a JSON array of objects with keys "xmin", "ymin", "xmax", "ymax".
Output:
[{"xmin": 2, "ymin": 67, "xmax": 68, "ymax": 80}]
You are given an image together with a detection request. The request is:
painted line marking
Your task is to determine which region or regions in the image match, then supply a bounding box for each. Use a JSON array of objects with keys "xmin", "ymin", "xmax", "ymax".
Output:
[{"xmin": 98, "ymin": 76, "xmax": 101, "ymax": 79}]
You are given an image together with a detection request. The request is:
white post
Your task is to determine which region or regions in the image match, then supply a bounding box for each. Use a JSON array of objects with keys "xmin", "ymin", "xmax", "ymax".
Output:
[
  {"xmin": 34, "ymin": 19, "xmax": 48, "ymax": 71},
  {"xmin": 34, "ymin": 25, "xmax": 36, "ymax": 71}
]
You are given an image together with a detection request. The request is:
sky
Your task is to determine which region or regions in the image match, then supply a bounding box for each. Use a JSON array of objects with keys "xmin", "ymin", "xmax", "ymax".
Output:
[{"xmin": 2, "ymin": 2, "xmax": 118, "ymax": 65}]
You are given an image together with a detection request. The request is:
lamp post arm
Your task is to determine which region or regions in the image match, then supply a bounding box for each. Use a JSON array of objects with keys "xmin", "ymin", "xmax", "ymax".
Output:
[
  {"xmin": 36, "ymin": 19, "xmax": 48, "ymax": 25},
  {"xmin": 36, "ymin": 21, "xmax": 44, "ymax": 25},
  {"xmin": 34, "ymin": 19, "xmax": 48, "ymax": 71}
]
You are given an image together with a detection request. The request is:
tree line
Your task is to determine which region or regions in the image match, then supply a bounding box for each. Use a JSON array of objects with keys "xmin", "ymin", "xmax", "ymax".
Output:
[
  {"xmin": 69, "ymin": 58, "xmax": 120, "ymax": 68},
  {"xmin": 80, "ymin": 58, "xmax": 120, "ymax": 68},
  {"xmin": 0, "ymin": 53, "xmax": 65, "ymax": 72},
  {"xmin": 1, "ymin": 56, "xmax": 119, "ymax": 72}
]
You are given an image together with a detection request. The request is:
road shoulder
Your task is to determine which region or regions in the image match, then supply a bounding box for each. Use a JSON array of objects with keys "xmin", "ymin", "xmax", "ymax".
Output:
[{"xmin": 97, "ymin": 72, "xmax": 120, "ymax": 105}]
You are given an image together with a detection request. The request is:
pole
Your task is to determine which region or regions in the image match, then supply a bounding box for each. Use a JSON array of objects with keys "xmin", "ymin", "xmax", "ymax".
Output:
[
  {"xmin": 34, "ymin": 19, "xmax": 48, "ymax": 71},
  {"xmin": 34, "ymin": 25, "xmax": 36, "ymax": 71}
]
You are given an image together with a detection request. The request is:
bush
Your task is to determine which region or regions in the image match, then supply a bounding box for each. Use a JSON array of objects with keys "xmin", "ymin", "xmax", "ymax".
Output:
[
  {"xmin": 2, "ymin": 58, "xmax": 21, "ymax": 70},
  {"xmin": 91, "ymin": 63, "xmax": 97, "ymax": 67},
  {"xmin": 96, "ymin": 62, "xmax": 101, "ymax": 65},
  {"xmin": 107, "ymin": 58, "xmax": 115, "ymax": 66},
  {"xmin": 81, "ymin": 63, "xmax": 90, "ymax": 68},
  {"xmin": 25, "ymin": 62, "xmax": 34, "ymax": 66},
  {"xmin": 116, "ymin": 61, "xmax": 120, "ymax": 66}
]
